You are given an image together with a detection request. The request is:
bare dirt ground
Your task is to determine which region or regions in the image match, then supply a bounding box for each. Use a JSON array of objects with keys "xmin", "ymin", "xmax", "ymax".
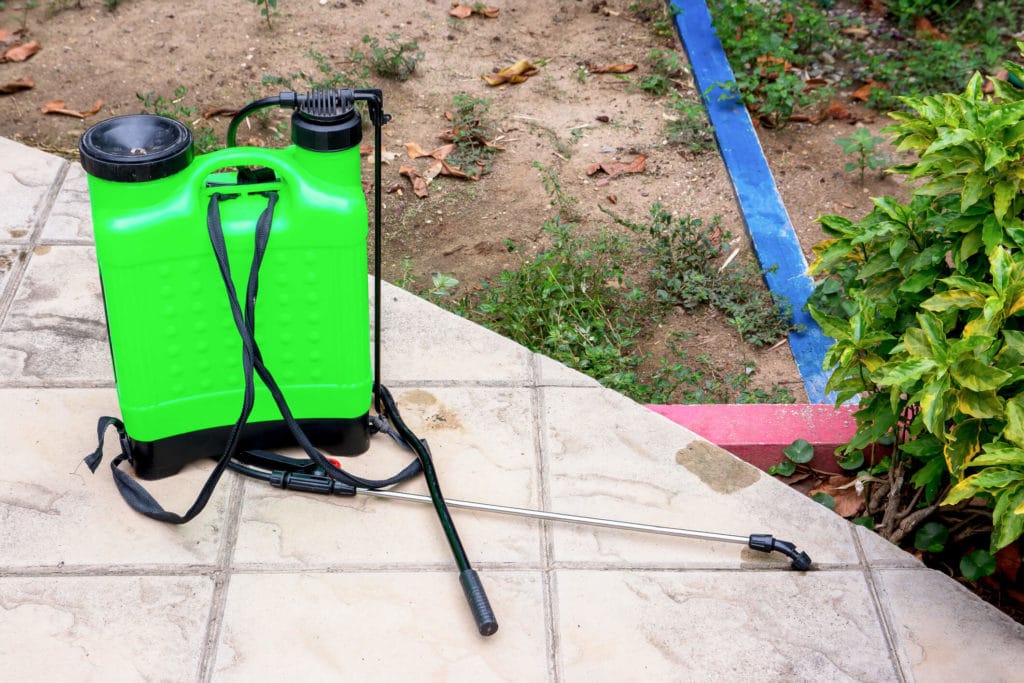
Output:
[{"xmin": 0, "ymin": 0, "xmax": 910, "ymax": 403}]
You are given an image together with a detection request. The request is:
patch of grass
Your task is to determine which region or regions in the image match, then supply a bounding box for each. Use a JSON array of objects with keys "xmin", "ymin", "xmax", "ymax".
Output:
[
  {"xmin": 262, "ymin": 48, "xmax": 370, "ymax": 91},
  {"xmin": 665, "ymin": 92, "xmax": 715, "ymax": 154},
  {"xmin": 359, "ymin": 33, "xmax": 423, "ymax": 81},
  {"xmin": 447, "ymin": 93, "xmax": 498, "ymax": 178},
  {"xmin": 606, "ymin": 203, "xmax": 798, "ymax": 347},
  {"xmin": 136, "ymin": 86, "xmax": 218, "ymax": 154}
]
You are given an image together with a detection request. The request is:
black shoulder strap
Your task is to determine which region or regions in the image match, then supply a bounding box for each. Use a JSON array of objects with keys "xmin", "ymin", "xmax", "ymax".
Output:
[{"xmin": 85, "ymin": 190, "xmax": 419, "ymax": 523}]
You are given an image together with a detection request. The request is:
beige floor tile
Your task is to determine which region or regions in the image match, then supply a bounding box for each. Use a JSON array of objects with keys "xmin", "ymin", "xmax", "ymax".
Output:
[
  {"xmin": 534, "ymin": 353, "xmax": 601, "ymax": 388},
  {"xmin": 0, "ymin": 388, "xmax": 232, "ymax": 567},
  {"xmin": 853, "ymin": 525, "xmax": 922, "ymax": 568},
  {"xmin": 376, "ymin": 282, "xmax": 532, "ymax": 384},
  {"xmin": 542, "ymin": 386, "xmax": 859, "ymax": 567},
  {"xmin": 0, "ymin": 138, "xmax": 66, "ymax": 242},
  {"xmin": 0, "ymin": 575, "xmax": 214, "ymax": 680},
  {"xmin": 0, "ymin": 245, "xmax": 28, "ymax": 303},
  {"xmin": 233, "ymin": 386, "xmax": 542, "ymax": 567},
  {"xmin": 555, "ymin": 569, "xmax": 897, "ymax": 682},
  {"xmin": 212, "ymin": 570, "xmax": 548, "ymax": 681},
  {"xmin": 0, "ymin": 246, "xmax": 112, "ymax": 384},
  {"xmin": 878, "ymin": 568, "xmax": 1024, "ymax": 682},
  {"xmin": 40, "ymin": 163, "xmax": 94, "ymax": 243}
]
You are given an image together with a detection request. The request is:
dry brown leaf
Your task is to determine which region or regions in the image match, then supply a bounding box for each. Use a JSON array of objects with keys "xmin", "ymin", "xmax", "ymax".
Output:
[
  {"xmin": 450, "ymin": 3, "xmax": 499, "ymax": 18},
  {"xmin": 809, "ymin": 475, "xmax": 865, "ymax": 518},
  {"xmin": 399, "ymin": 165, "xmax": 429, "ymax": 198},
  {"xmin": 405, "ymin": 141, "xmax": 456, "ymax": 161},
  {"xmin": 2, "ymin": 39, "xmax": 42, "ymax": 63},
  {"xmin": 851, "ymin": 79, "xmax": 885, "ymax": 102},
  {"xmin": 585, "ymin": 154, "xmax": 647, "ymax": 178},
  {"xmin": 202, "ymin": 106, "xmax": 239, "ymax": 119},
  {"xmin": 438, "ymin": 159, "xmax": 472, "ymax": 179},
  {"xmin": 423, "ymin": 161, "xmax": 443, "ymax": 181},
  {"xmin": 589, "ymin": 63, "xmax": 637, "ymax": 74},
  {"xmin": 40, "ymin": 98, "xmax": 104, "ymax": 118},
  {"xmin": 914, "ymin": 16, "xmax": 948, "ymax": 40},
  {"xmin": 482, "ymin": 59, "xmax": 538, "ymax": 86},
  {"xmin": 0, "ymin": 76, "xmax": 34, "ymax": 95},
  {"xmin": 812, "ymin": 101, "xmax": 856, "ymax": 123}
]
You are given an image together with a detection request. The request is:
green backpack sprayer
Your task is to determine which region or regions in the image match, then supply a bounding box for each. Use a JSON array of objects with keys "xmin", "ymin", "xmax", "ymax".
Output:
[{"xmin": 79, "ymin": 87, "xmax": 812, "ymax": 638}]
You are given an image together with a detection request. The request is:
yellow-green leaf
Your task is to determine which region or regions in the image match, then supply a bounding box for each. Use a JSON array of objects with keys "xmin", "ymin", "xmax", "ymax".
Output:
[
  {"xmin": 919, "ymin": 375, "xmax": 951, "ymax": 435},
  {"xmin": 952, "ymin": 358, "xmax": 1013, "ymax": 391},
  {"xmin": 872, "ymin": 358, "xmax": 938, "ymax": 386},
  {"xmin": 994, "ymin": 180, "xmax": 1017, "ymax": 224},
  {"xmin": 992, "ymin": 486, "xmax": 1024, "ymax": 551},
  {"xmin": 957, "ymin": 388, "xmax": 1004, "ymax": 419},
  {"xmin": 1004, "ymin": 396, "xmax": 1024, "ymax": 448},
  {"xmin": 961, "ymin": 170, "xmax": 989, "ymax": 211},
  {"xmin": 972, "ymin": 445, "xmax": 1024, "ymax": 467},
  {"xmin": 920, "ymin": 290, "xmax": 985, "ymax": 312}
]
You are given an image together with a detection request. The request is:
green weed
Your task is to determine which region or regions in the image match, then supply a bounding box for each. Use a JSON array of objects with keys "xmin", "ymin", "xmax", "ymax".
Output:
[
  {"xmin": 835, "ymin": 128, "xmax": 889, "ymax": 183},
  {"xmin": 136, "ymin": 86, "xmax": 218, "ymax": 154},
  {"xmin": 447, "ymin": 93, "xmax": 498, "ymax": 178},
  {"xmin": 246, "ymin": 0, "xmax": 277, "ymax": 29},
  {"xmin": 360, "ymin": 33, "xmax": 423, "ymax": 81}
]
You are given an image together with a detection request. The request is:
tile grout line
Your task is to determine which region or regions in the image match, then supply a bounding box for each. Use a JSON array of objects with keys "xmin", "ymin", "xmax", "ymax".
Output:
[
  {"xmin": 197, "ymin": 473, "xmax": 247, "ymax": 683},
  {"xmin": 850, "ymin": 524, "xmax": 910, "ymax": 683},
  {"xmin": 0, "ymin": 160, "xmax": 69, "ymax": 328},
  {"xmin": 531, "ymin": 357, "xmax": 561, "ymax": 683}
]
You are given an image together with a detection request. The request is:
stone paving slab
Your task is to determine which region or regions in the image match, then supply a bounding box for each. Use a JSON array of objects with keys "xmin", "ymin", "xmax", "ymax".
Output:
[
  {"xmin": 3, "ymin": 136, "xmax": 1024, "ymax": 681},
  {"xmin": 0, "ymin": 138, "xmax": 67, "ymax": 242},
  {"xmin": 555, "ymin": 569, "xmax": 899, "ymax": 681},
  {"xmin": 212, "ymin": 571, "xmax": 548, "ymax": 681},
  {"xmin": 0, "ymin": 575, "xmax": 215, "ymax": 682}
]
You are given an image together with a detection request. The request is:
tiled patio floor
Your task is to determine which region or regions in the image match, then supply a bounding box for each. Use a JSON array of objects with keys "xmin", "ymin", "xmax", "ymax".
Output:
[{"xmin": 2, "ymin": 136, "xmax": 1022, "ymax": 681}]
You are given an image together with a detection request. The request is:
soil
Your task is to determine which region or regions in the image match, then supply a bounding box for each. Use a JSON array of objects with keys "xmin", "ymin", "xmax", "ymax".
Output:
[{"xmin": 0, "ymin": 0, "xmax": 913, "ymax": 404}]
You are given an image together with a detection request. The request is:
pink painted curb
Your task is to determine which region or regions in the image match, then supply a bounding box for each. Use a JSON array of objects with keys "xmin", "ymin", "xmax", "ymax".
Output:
[{"xmin": 646, "ymin": 403, "xmax": 862, "ymax": 473}]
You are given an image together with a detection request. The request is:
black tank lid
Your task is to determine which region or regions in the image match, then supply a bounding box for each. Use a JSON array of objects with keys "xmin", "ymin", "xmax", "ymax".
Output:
[{"xmin": 79, "ymin": 115, "xmax": 194, "ymax": 183}]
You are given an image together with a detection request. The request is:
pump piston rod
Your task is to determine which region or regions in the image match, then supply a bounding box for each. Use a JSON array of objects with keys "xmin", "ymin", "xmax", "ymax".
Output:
[{"xmin": 355, "ymin": 487, "xmax": 813, "ymax": 570}]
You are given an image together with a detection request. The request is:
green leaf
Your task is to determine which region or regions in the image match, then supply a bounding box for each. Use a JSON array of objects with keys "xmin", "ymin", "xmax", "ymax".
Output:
[
  {"xmin": 783, "ymin": 438, "xmax": 814, "ymax": 464},
  {"xmin": 992, "ymin": 485, "xmax": 1024, "ymax": 551},
  {"xmin": 852, "ymin": 516, "xmax": 875, "ymax": 530},
  {"xmin": 872, "ymin": 358, "xmax": 938, "ymax": 387},
  {"xmin": 966, "ymin": 468, "xmax": 1024, "ymax": 490},
  {"xmin": 808, "ymin": 306, "xmax": 850, "ymax": 342},
  {"xmin": 923, "ymin": 128, "xmax": 976, "ymax": 156},
  {"xmin": 812, "ymin": 492, "xmax": 836, "ymax": 510},
  {"xmin": 960, "ymin": 549, "xmax": 997, "ymax": 581},
  {"xmin": 768, "ymin": 460, "xmax": 797, "ymax": 477},
  {"xmin": 951, "ymin": 358, "xmax": 1013, "ymax": 392},
  {"xmin": 898, "ymin": 269, "xmax": 938, "ymax": 293},
  {"xmin": 917, "ymin": 312, "xmax": 949, "ymax": 362},
  {"xmin": 837, "ymin": 450, "xmax": 865, "ymax": 471},
  {"xmin": 982, "ymin": 215, "xmax": 1003, "ymax": 253},
  {"xmin": 914, "ymin": 522, "xmax": 949, "ymax": 552},
  {"xmin": 961, "ymin": 170, "xmax": 989, "ymax": 211}
]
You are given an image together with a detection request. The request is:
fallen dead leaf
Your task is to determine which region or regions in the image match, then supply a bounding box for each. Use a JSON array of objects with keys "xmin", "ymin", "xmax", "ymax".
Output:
[
  {"xmin": 405, "ymin": 141, "xmax": 455, "ymax": 161},
  {"xmin": 589, "ymin": 63, "xmax": 637, "ymax": 74},
  {"xmin": 202, "ymin": 106, "xmax": 239, "ymax": 119},
  {"xmin": 2, "ymin": 39, "xmax": 42, "ymax": 63},
  {"xmin": 585, "ymin": 154, "xmax": 647, "ymax": 178},
  {"xmin": 851, "ymin": 79, "xmax": 885, "ymax": 102},
  {"xmin": 812, "ymin": 101, "xmax": 857, "ymax": 123},
  {"xmin": 399, "ymin": 165, "xmax": 429, "ymax": 198},
  {"xmin": 449, "ymin": 3, "xmax": 499, "ymax": 19},
  {"xmin": 606, "ymin": 194, "xmax": 617, "ymax": 204},
  {"xmin": 0, "ymin": 76, "xmax": 34, "ymax": 95},
  {"xmin": 40, "ymin": 98, "xmax": 104, "ymax": 118},
  {"xmin": 596, "ymin": 115, "xmax": 610, "ymax": 123},
  {"xmin": 914, "ymin": 16, "xmax": 948, "ymax": 40},
  {"xmin": 482, "ymin": 58, "xmax": 538, "ymax": 86},
  {"xmin": 809, "ymin": 475, "xmax": 865, "ymax": 518}
]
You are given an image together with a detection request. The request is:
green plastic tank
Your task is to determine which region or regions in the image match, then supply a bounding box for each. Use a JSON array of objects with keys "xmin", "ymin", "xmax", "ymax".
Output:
[{"xmin": 80, "ymin": 95, "xmax": 372, "ymax": 478}]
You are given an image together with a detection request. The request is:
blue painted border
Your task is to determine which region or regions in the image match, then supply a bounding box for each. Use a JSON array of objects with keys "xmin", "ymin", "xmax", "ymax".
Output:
[{"xmin": 670, "ymin": 0, "xmax": 834, "ymax": 403}]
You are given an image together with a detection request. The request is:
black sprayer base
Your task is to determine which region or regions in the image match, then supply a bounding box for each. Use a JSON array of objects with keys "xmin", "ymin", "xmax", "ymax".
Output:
[{"xmin": 128, "ymin": 414, "xmax": 370, "ymax": 480}]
